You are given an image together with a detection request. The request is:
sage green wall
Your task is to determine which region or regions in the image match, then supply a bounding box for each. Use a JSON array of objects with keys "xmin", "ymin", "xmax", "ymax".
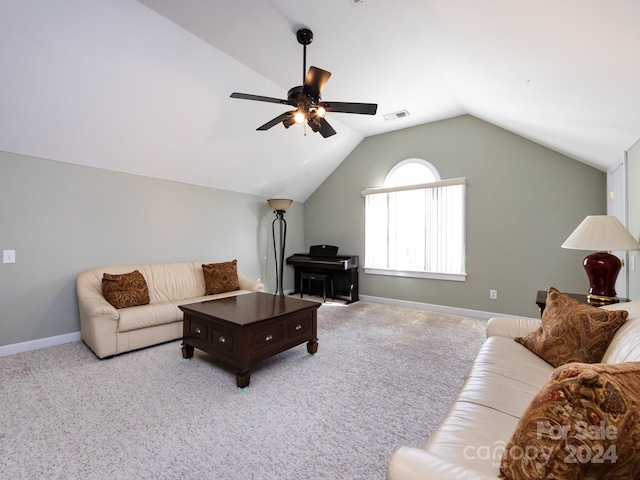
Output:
[
  {"xmin": 304, "ymin": 115, "xmax": 606, "ymax": 317},
  {"xmin": 0, "ymin": 151, "xmax": 303, "ymax": 347},
  {"xmin": 627, "ymin": 138, "xmax": 640, "ymax": 299}
]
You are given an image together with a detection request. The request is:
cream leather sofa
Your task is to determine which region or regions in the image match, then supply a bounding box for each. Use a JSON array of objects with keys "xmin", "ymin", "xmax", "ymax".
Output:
[
  {"xmin": 76, "ymin": 261, "xmax": 264, "ymax": 359},
  {"xmin": 386, "ymin": 299, "xmax": 640, "ymax": 479}
]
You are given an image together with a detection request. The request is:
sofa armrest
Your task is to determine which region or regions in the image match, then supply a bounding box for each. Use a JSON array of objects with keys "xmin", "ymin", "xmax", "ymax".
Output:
[
  {"xmin": 78, "ymin": 295, "xmax": 119, "ymax": 320},
  {"xmin": 76, "ymin": 293, "xmax": 120, "ymax": 357},
  {"xmin": 486, "ymin": 316, "xmax": 540, "ymax": 339},
  {"xmin": 386, "ymin": 447, "xmax": 496, "ymax": 480},
  {"xmin": 76, "ymin": 270, "xmax": 119, "ymax": 319},
  {"xmin": 237, "ymin": 271, "xmax": 264, "ymax": 292}
]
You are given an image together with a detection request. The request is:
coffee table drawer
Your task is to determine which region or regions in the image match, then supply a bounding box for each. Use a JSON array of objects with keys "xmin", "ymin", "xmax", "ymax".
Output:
[
  {"xmin": 252, "ymin": 324, "xmax": 285, "ymax": 352},
  {"xmin": 287, "ymin": 314, "xmax": 312, "ymax": 340},
  {"xmin": 212, "ymin": 328, "xmax": 234, "ymax": 353},
  {"xmin": 187, "ymin": 320, "xmax": 210, "ymax": 341}
]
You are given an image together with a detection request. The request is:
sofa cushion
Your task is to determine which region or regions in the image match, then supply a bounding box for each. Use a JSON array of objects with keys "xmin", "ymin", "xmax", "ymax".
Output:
[
  {"xmin": 102, "ymin": 270, "xmax": 150, "ymax": 309},
  {"xmin": 117, "ymin": 302, "xmax": 180, "ymax": 333},
  {"xmin": 202, "ymin": 260, "xmax": 240, "ymax": 295},
  {"xmin": 499, "ymin": 361, "xmax": 640, "ymax": 480},
  {"xmin": 460, "ymin": 336, "xmax": 554, "ymax": 417},
  {"xmin": 515, "ymin": 287, "xmax": 627, "ymax": 367},
  {"xmin": 145, "ymin": 262, "xmax": 204, "ymax": 303},
  {"xmin": 420, "ymin": 402, "xmax": 521, "ymax": 479},
  {"xmin": 387, "ymin": 447, "xmax": 497, "ymax": 480}
]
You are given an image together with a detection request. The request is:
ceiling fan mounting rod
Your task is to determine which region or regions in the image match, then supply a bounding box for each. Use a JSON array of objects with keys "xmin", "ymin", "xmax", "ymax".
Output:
[
  {"xmin": 296, "ymin": 28, "xmax": 313, "ymax": 84},
  {"xmin": 303, "ymin": 44, "xmax": 306, "ymax": 83}
]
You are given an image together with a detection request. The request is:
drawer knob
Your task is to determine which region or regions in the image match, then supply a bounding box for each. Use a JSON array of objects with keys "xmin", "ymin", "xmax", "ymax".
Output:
[
  {"xmin": 295, "ymin": 324, "xmax": 302, "ymax": 331},
  {"xmin": 265, "ymin": 334, "xmax": 273, "ymax": 342},
  {"xmin": 219, "ymin": 336, "xmax": 226, "ymax": 343},
  {"xmin": 195, "ymin": 328, "xmax": 201, "ymax": 334}
]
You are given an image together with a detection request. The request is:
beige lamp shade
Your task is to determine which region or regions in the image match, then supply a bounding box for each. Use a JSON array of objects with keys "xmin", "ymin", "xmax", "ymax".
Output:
[
  {"xmin": 562, "ymin": 215, "xmax": 640, "ymax": 252},
  {"xmin": 267, "ymin": 199, "xmax": 293, "ymax": 211}
]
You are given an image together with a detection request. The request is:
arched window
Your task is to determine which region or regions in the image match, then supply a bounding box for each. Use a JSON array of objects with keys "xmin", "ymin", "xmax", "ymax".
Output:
[
  {"xmin": 362, "ymin": 159, "xmax": 466, "ymax": 280},
  {"xmin": 384, "ymin": 159, "xmax": 440, "ymax": 187}
]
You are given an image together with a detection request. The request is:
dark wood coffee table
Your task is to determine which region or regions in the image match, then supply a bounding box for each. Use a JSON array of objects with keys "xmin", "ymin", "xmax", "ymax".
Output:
[{"xmin": 179, "ymin": 292, "xmax": 320, "ymax": 388}]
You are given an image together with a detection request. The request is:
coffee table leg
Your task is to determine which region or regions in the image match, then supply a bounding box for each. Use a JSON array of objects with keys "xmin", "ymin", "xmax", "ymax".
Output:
[
  {"xmin": 182, "ymin": 343, "xmax": 194, "ymax": 360},
  {"xmin": 236, "ymin": 370, "xmax": 251, "ymax": 389},
  {"xmin": 307, "ymin": 340, "xmax": 318, "ymax": 354}
]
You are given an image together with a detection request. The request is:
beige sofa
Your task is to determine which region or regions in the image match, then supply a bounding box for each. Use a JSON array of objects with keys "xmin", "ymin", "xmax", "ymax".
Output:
[
  {"xmin": 386, "ymin": 296, "xmax": 640, "ymax": 479},
  {"xmin": 76, "ymin": 261, "xmax": 264, "ymax": 359}
]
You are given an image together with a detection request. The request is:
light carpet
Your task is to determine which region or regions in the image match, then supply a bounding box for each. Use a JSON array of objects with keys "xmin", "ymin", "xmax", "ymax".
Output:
[{"xmin": 0, "ymin": 301, "xmax": 487, "ymax": 479}]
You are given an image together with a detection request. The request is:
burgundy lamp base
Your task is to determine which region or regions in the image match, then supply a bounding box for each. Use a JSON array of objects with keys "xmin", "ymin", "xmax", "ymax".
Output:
[{"xmin": 583, "ymin": 251, "xmax": 621, "ymax": 305}]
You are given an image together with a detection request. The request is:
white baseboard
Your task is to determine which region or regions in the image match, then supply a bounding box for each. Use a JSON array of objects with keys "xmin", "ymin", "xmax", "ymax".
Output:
[
  {"xmin": 0, "ymin": 297, "xmax": 525, "ymax": 358},
  {"xmin": 0, "ymin": 331, "xmax": 81, "ymax": 358},
  {"xmin": 359, "ymin": 294, "xmax": 525, "ymax": 320}
]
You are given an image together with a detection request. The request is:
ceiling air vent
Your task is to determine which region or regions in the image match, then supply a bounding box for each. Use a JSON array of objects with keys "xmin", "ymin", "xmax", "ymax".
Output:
[{"xmin": 383, "ymin": 110, "xmax": 410, "ymax": 120}]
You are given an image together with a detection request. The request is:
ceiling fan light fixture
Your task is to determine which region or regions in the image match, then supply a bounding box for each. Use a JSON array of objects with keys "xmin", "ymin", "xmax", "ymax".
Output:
[
  {"xmin": 315, "ymin": 105, "xmax": 327, "ymax": 118},
  {"xmin": 294, "ymin": 110, "xmax": 306, "ymax": 124}
]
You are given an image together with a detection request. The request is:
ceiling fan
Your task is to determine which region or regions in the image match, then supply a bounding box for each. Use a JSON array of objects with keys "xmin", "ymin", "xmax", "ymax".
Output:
[{"xmin": 230, "ymin": 28, "xmax": 377, "ymax": 138}]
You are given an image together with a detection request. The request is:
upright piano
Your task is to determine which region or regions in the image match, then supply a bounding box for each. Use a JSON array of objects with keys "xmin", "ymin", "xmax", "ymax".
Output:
[{"xmin": 286, "ymin": 245, "xmax": 359, "ymax": 303}]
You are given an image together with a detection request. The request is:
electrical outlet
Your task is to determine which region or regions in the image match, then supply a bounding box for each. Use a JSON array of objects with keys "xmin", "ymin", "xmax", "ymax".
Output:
[
  {"xmin": 490, "ymin": 289, "xmax": 498, "ymax": 300},
  {"xmin": 3, "ymin": 250, "xmax": 16, "ymax": 264}
]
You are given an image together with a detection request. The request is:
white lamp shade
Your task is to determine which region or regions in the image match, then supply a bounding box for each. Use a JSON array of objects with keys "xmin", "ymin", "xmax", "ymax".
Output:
[
  {"xmin": 267, "ymin": 199, "xmax": 293, "ymax": 211},
  {"xmin": 562, "ymin": 215, "xmax": 640, "ymax": 251}
]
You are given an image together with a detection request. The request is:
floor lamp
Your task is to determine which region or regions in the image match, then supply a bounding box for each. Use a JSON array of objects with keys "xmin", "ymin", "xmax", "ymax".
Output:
[{"xmin": 268, "ymin": 199, "xmax": 292, "ymax": 296}]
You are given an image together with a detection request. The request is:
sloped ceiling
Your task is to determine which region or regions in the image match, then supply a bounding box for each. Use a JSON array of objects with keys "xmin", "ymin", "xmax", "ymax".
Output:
[{"xmin": 1, "ymin": 0, "xmax": 639, "ymax": 202}]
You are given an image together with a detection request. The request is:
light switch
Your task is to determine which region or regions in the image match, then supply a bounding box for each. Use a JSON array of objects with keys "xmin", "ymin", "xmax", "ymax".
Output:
[{"xmin": 3, "ymin": 250, "xmax": 15, "ymax": 264}]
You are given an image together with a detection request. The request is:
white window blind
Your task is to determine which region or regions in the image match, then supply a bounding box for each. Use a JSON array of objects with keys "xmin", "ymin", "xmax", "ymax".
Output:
[{"xmin": 362, "ymin": 177, "xmax": 466, "ymax": 280}]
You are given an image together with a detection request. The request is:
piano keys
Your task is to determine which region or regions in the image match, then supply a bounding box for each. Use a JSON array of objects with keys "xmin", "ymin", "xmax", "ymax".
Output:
[{"xmin": 286, "ymin": 245, "xmax": 359, "ymax": 303}]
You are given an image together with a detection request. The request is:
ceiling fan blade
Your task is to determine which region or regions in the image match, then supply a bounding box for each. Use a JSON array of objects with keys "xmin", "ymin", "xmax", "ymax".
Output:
[
  {"xmin": 302, "ymin": 66, "xmax": 331, "ymax": 100},
  {"xmin": 307, "ymin": 116, "xmax": 336, "ymax": 138},
  {"xmin": 231, "ymin": 92, "xmax": 289, "ymax": 105},
  {"xmin": 257, "ymin": 111, "xmax": 295, "ymax": 131},
  {"xmin": 322, "ymin": 101, "xmax": 378, "ymax": 115},
  {"xmin": 318, "ymin": 118, "xmax": 337, "ymax": 138}
]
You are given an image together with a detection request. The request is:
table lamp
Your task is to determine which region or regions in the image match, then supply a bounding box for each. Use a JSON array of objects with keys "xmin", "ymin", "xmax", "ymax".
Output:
[{"xmin": 562, "ymin": 215, "xmax": 640, "ymax": 304}]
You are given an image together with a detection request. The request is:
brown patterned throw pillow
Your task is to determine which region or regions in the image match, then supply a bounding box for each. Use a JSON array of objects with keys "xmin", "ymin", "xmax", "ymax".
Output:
[
  {"xmin": 515, "ymin": 287, "xmax": 627, "ymax": 367},
  {"xmin": 202, "ymin": 260, "xmax": 240, "ymax": 295},
  {"xmin": 102, "ymin": 270, "xmax": 150, "ymax": 309},
  {"xmin": 499, "ymin": 362, "xmax": 640, "ymax": 480}
]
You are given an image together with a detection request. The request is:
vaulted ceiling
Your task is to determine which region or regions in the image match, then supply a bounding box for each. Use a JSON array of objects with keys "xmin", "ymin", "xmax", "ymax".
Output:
[{"xmin": 2, "ymin": 1, "xmax": 639, "ymax": 202}]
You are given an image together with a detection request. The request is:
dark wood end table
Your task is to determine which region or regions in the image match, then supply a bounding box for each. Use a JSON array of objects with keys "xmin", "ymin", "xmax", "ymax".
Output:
[
  {"xmin": 179, "ymin": 292, "xmax": 320, "ymax": 388},
  {"xmin": 535, "ymin": 290, "xmax": 630, "ymax": 316}
]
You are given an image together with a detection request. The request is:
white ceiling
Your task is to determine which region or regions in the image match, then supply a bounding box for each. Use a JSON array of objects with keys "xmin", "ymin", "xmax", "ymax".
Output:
[{"xmin": 2, "ymin": 0, "xmax": 640, "ymax": 202}]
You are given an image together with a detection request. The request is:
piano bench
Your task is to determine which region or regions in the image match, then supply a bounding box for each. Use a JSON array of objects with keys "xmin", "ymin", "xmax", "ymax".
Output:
[{"xmin": 300, "ymin": 272, "xmax": 334, "ymax": 303}]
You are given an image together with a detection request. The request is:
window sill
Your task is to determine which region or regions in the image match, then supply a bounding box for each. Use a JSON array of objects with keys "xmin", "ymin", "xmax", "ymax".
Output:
[{"xmin": 364, "ymin": 267, "xmax": 467, "ymax": 282}]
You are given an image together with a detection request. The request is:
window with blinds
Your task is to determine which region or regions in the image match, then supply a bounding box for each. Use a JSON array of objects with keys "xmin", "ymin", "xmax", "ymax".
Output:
[{"xmin": 362, "ymin": 177, "xmax": 466, "ymax": 281}]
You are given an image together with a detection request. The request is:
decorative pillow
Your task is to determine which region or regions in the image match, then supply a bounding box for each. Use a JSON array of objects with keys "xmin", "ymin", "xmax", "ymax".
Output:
[
  {"xmin": 102, "ymin": 270, "xmax": 150, "ymax": 309},
  {"xmin": 499, "ymin": 361, "xmax": 640, "ymax": 480},
  {"xmin": 515, "ymin": 287, "xmax": 627, "ymax": 367},
  {"xmin": 202, "ymin": 260, "xmax": 240, "ymax": 295}
]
